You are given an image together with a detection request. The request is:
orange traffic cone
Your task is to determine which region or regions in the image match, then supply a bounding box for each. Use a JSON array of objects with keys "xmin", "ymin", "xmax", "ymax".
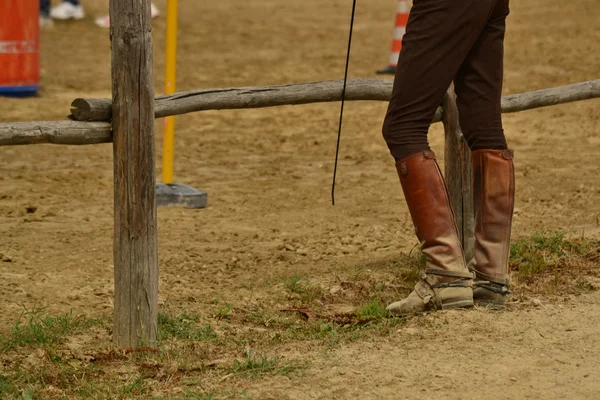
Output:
[
  {"xmin": 0, "ymin": 0, "xmax": 40, "ymax": 97},
  {"xmin": 377, "ymin": 0, "xmax": 410, "ymax": 75}
]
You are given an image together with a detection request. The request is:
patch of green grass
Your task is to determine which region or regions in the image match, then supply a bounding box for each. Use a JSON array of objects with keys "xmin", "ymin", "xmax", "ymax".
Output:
[
  {"xmin": 246, "ymin": 310, "xmax": 265, "ymax": 324},
  {"xmin": 283, "ymin": 274, "xmax": 323, "ymax": 305},
  {"xmin": 308, "ymin": 321, "xmax": 340, "ymax": 341},
  {"xmin": 74, "ymin": 379, "xmax": 109, "ymax": 399},
  {"xmin": 510, "ymin": 231, "xmax": 597, "ymax": 283},
  {"xmin": 227, "ymin": 350, "xmax": 304, "ymax": 380},
  {"xmin": 0, "ymin": 373, "xmax": 18, "ymax": 398},
  {"xmin": 284, "ymin": 274, "xmax": 307, "ymax": 294},
  {"xmin": 215, "ymin": 304, "xmax": 233, "ymax": 320},
  {"xmin": 0, "ymin": 307, "xmax": 98, "ymax": 352},
  {"xmin": 511, "ymin": 231, "xmax": 565, "ymax": 262},
  {"xmin": 279, "ymin": 306, "xmax": 403, "ymax": 347},
  {"xmin": 230, "ymin": 352, "xmax": 278, "ymax": 376},
  {"xmin": 21, "ymin": 388, "xmax": 36, "ymax": 400},
  {"xmin": 0, "ymin": 368, "xmax": 50, "ymax": 400},
  {"xmin": 348, "ymin": 266, "xmax": 367, "ymax": 282},
  {"xmin": 158, "ymin": 313, "xmax": 217, "ymax": 341},
  {"xmin": 575, "ymin": 278, "xmax": 596, "ymax": 292},
  {"xmin": 166, "ymin": 391, "xmax": 217, "ymax": 400},
  {"xmin": 122, "ymin": 375, "xmax": 149, "ymax": 397},
  {"xmin": 246, "ymin": 310, "xmax": 281, "ymax": 328},
  {"xmin": 357, "ymin": 298, "xmax": 388, "ymax": 320}
]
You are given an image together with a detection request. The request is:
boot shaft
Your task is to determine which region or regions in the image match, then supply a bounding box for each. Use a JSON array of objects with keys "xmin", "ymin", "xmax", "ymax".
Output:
[
  {"xmin": 470, "ymin": 149, "xmax": 515, "ymax": 285},
  {"xmin": 396, "ymin": 151, "xmax": 467, "ymax": 273}
]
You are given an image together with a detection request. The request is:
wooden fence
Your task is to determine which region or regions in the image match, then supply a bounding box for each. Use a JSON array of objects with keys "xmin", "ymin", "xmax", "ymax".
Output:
[
  {"xmin": 0, "ymin": 0, "xmax": 598, "ymax": 347},
  {"xmin": 1, "ymin": 78, "xmax": 598, "ymax": 146}
]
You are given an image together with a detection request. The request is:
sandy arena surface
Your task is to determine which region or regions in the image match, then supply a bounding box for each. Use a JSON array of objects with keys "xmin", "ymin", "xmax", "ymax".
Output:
[{"xmin": 1, "ymin": 0, "xmax": 599, "ymax": 398}]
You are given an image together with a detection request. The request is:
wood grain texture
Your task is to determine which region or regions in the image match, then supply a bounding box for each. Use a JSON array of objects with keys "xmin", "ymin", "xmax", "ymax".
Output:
[
  {"xmin": 69, "ymin": 79, "xmax": 444, "ymax": 123},
  {"xmin": 0, "ymin": 121, "xmax": 111, "ymax": 146},
  {"xmin": 111, "ymin": 0, "xmax": 158, "ymax": 348},
  {"xmin": 5, "ymin": 78, "xmax": 597, "ymax": 147},
  {"xmin": 442, "ymin": 88, "xmax": 475, "ymax": 262},
  {"xmin": 69, "ymin": 78, "xmax": 600, "ymax": 123},
  {"xmin": 501, "ymin": 79, "xmax": 600, "ymax": 113},
  {"xmin": 70, "ymin": 98, "xmax": 113, "ymax": 122}
]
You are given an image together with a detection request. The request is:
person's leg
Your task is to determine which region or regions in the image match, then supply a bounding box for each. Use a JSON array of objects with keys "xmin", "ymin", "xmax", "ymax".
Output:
[
  {"xmin": 383, "ymin": 0, "xmax": 498, "ymax": 315},
  {"xmin": 40, "ymin": 0, "xmax": 54, "ymax": 28},
  {"xmin": 382, "ymin": 0, "xmax": 495, "ymax": 161},
  {"xmin": 454, "ymin": 0, "xmax": 514, "ymax": 308},
  {"xmin": 50, "ymin": 0, "xmax": 85, "ymax": 20},
  {"xmin": 455, "ymin": 0, "xmax": 509, "ymax": 151},
  {"xmin": 40, "ymin": 0, "xmax": 51, "ymax": 17}
]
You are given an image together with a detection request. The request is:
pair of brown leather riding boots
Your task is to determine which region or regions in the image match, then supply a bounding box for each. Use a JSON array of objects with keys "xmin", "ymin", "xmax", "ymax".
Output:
[{"xmin": 387, "ymin": 149, "xmax": 515, "ymax": 314}]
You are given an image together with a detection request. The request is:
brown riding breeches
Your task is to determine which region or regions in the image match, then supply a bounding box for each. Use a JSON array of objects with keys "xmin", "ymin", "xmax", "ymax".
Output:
[{"xmin": 382, "ymin": 0, "xmax": 510, "ymax": 161}]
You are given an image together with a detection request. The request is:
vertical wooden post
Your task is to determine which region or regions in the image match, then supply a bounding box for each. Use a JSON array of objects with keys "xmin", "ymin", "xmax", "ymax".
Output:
[
  {"xmin": 442, "ymin": 87, "xmax": 475, "ymax": 262},
  {"xmin": 111, "ymin": 0, "xmax": 158, "ymax": 347}
]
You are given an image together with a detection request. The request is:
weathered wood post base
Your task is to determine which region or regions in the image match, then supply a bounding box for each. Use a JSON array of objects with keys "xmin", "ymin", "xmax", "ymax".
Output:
[
  {"xmin": 442, "ymin": 88, "xmax": 475, "ymax": 262},
  {"xmin": 111, "ymin": 0, "xmax": 159, "ymax": 347}
]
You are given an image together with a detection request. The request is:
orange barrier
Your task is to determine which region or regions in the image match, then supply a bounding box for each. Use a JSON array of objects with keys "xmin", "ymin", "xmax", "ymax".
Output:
[
  {"xmin": 377, "ymin": 0, "xmax": 410, "ymax": 75},
  {"xmin": 0, "ymin": 0, "xmax": 40, "ymax": 97}
]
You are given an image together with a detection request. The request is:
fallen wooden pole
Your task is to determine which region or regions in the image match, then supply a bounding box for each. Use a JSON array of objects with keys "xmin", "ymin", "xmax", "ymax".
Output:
[{"xmin": 70, "ymin": 78, "xmax": 600, "ymax": 122}]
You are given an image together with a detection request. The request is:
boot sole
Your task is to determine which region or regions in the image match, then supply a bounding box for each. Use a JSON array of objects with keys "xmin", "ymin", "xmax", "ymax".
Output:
[{"xmin": 441, "ymin": 297, "xmax": 474, "ymax": 310}]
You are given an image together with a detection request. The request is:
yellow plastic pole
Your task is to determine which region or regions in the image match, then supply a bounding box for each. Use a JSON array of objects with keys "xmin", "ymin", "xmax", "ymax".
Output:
[{"xmin": 162, "ymin": 0, "xmax": 178, "ymax": 184}]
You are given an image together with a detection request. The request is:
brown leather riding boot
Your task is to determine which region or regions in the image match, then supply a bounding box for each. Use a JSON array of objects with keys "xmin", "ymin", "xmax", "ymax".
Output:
[
  {"xmin": 386, "ymin": 151, "xmax": 474, "ymax": 315},
  {"xmin": 469, "ymin": 149, "xmax": 515, "ymax": 308}
]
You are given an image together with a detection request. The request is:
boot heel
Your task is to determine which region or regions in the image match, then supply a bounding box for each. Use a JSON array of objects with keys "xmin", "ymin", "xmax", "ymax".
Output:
[
  {"xmin": 473, "ymin": 281, "xmax": 509, "ymax": 310},
  {"xmin": 439, "ymin": 287, "xmax": 474, "ymax": 310}
]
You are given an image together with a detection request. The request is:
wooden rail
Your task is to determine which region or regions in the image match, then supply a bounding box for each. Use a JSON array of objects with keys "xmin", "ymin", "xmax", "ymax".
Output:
[
  {"xmin": 0, "ymin": 121, "xmax": 111, "ymax": 146},
  {"xmin": 69, "ymin": 79, "xmax": 395, "ymax": 121},
  {"xmin": 68, "ymin": 78, "xmax": 600, "ymax": 122},
  {"xmin": 1, "ymin": 78, "xmax": 598, "ymax": 147}
]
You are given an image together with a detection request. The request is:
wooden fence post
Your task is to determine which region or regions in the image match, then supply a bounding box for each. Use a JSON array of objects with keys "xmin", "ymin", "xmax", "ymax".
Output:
[
  {"xmin": 442, "ymin": 87, "xmax": 475, "ymax": 262},
  {"xmin": 111, "ymin": 0, "xmax": 158, "ymax": 347}
]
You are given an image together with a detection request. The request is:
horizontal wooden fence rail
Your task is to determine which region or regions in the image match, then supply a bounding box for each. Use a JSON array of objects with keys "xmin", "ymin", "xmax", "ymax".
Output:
[
  {"xmin": 70, "ymin": 79, "xmax": 396, "ymax": 122},
  {"xmin": 0, "ymin": 78, "xmax": 598, "ymax": 147},
  {"xmin": 70, "ymin": 78, "xmax": 600, "ymax": 122},
  {"xmin": 0, "ymin": 121, "xmax": 111, "ymax": 146},
  {"xmin": 501, "ymin": 78, "xmax": 600, "ymax": 113}
]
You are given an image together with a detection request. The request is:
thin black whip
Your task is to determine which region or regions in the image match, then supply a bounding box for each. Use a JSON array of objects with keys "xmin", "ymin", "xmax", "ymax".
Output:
[{"xmin": 331, "ymin": 0, "xmax": 357, "ymax": 206}]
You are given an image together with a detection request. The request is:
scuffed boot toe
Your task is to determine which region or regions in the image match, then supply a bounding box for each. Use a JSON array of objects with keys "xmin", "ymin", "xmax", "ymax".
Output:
[
  {"xmin": 386, "ymin": 290, "xmax": 429, "ymax": 315},
  {"xmin": 386, "ymin": 274, "xmax": 474, "ymax": 316}
]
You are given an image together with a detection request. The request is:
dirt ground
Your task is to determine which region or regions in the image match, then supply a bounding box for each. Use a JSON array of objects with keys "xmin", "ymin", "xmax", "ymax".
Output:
[{"xmin": 1, "ymin": 0, "xmax": 599, "ymax": 398}]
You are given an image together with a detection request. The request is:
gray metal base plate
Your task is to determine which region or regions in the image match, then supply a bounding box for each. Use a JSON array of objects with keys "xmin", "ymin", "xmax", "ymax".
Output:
[{"xmin": 156, "ymin": 183, "xmax": 207, "ymax": 208}]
